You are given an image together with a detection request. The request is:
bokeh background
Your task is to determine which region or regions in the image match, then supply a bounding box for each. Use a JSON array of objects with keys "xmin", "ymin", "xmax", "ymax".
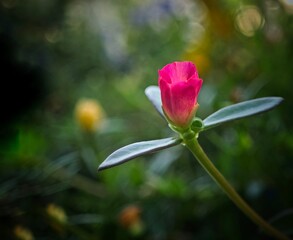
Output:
[{"xmin": 1, "ymin": 0, "xmax": 293, "ymax": 239}]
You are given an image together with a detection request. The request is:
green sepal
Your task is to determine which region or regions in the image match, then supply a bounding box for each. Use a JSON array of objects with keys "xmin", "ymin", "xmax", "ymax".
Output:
[{"xmin": 98, "ymin": 137, "xmax": 182, "ymax": 171}]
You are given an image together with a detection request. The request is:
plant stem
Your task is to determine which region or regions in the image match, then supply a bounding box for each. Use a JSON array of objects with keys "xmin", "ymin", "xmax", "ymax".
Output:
[{"xmin": 184, "ymin": 137, "xmax": 289, "ymax": 240}]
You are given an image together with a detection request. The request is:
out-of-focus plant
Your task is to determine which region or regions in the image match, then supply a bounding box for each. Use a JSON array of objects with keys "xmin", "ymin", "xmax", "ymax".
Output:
[
  {"xmin": 13, "ymin": 225, "xmax": 34, "ymax": 240},
  {"xmin": 99, "ymin": 61, "xmax": 288, "ymax": 239},
  {"xmin": 118, "ymin": 205, "xmax": 144, "ymax": 236},
  {"xmin": 46, "ymin": 203, "xmax": 68, "ymax": 224}
]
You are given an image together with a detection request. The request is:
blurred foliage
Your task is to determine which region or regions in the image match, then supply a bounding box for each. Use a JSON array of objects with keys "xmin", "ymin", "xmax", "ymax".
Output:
[{"xmin": 0, "ymin": 0, "xmax": 293, "ymax": 239}]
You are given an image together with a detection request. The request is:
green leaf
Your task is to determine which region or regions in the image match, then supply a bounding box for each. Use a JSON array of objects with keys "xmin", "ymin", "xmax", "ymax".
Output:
[
  {"xmin": 145, "ymin": 86, "xmax": 165, "ymax": 118},
  {"xmin": 98, "ymin": 138, "xmax": 182, "ymax": 171},
  {"xmin": 203, "ymin": 97, "xmax": 283, "ymax": 130}
]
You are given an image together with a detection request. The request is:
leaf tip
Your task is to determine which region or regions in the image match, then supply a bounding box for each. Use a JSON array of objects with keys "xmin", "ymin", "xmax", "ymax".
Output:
[
  {"xmin": 97, "ymin": 164, "xmax": 106, "ymax": 172},
  {"xmin": 97, "ymin": 161, "xmax": 111, "ymax": 172},
  {"xmin": 145, "ymin": 85, "xmax": 159, "ymax": 97},
  {"xmin": 275, "ymin": 97, "xmax": 284, "ymax": 104},
  {"xmin": 266, "ymin": 96, "xmax": 284, "ymax": 109}
]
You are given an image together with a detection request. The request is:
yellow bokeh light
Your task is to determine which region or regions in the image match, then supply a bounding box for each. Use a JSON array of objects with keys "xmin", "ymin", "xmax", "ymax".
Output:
[{"xmin": 235, "ymin": 5, "xmax": 265, "ymax": 37}]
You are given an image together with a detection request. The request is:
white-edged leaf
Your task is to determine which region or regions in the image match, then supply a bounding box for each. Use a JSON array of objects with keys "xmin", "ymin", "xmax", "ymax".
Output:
[
  {"xmin": 98, "ymin": 138, "xmax": 182, "ymax": 171},
  {"xmin": 203, "ymin": 97, "xmax": 283, "ymax": 130},
  {"xmin": 145, "ymin": 86, "xmax": 165, "ymax": 118}
]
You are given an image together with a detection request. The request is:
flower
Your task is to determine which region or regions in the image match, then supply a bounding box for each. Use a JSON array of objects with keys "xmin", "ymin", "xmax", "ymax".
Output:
[
  {"xmin": 14, "ymin": 225, "xmax": 34, "ymax": 240},
  {"xmin": 75, "ymin": 98, "xmax": 105, "ymax": 132},
  {"xmin": 158, "ymin": 61, "xmax": 203, "ymax": 129},
  {"xmin": 118, "ymin": 205, "xmax": 141, "ymax": 228},
  {"xmin": 46, "ymin": 203, "xmax": 67, "ymax": 223},
  {"xmin": 118, "ymin": 205, "xmax": 144, "ymax": 236}
]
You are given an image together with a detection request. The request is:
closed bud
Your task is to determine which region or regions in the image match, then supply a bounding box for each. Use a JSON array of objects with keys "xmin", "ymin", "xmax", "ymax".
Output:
[
  {"xmin": 159, "ymin": 61, "xmax": 203, "ymax": 128},
  {"xmin": 191, "ymin": 117, "xmax": 204, "ymax": 132}
]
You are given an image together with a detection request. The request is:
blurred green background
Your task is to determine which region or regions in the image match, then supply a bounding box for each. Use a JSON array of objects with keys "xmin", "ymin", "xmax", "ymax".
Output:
[{"xmin": 0, "ymin": 0, "xmax": 293, "ymax": 239}]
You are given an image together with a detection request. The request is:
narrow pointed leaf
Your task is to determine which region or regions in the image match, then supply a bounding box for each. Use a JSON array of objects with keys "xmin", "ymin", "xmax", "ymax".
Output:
[
  {"xmin": 98, "ymin": 137, "xmax": 182, "ymax": 171},
  {"xmin": 145, "ymin": 86, "xmax": 165, "ymax": 118},
  {"xmin": 203, "ymin": 97, "xmax": 283, "ymax": 130}
]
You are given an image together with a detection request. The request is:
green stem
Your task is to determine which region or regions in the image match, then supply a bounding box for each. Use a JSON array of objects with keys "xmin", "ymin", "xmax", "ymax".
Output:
[{"xmin": 184, "ymin": 137, "xmax": 289, "ymax": 240}]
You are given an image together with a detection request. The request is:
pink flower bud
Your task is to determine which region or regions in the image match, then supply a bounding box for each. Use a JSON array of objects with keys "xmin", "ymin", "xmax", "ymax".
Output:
[{"xmin": 158, "ymin": 61, "xmax": 203, "ymax": 128}]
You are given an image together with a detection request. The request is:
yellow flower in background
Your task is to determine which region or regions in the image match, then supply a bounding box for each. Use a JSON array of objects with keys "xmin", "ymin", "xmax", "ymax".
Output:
[
  {"xmin": 75, "ymin": 98, "xmax": 105, "ymax": 132},
  {"xmin": 14, "ymin": 225, "xmax": 34, "ymax": 240},
  {"xmin": 46, "ymin": 203, "xmax": 67, "ymax": 223}
]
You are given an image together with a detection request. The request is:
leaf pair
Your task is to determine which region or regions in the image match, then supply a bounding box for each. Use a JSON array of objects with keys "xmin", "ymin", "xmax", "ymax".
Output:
[
  {"xmin": 98, "ymin": 86, "xmax": 283, "ymax": 171},
  {"xmin": 145, "ymin": 86, "xmax": 283, "ymax": 130}
]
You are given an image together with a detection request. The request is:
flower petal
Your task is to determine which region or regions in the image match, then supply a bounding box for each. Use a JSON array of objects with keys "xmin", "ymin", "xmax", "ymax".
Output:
[
  {"xmin": 188, "ymin": 77, "xmax": 203, "ymax": 102},
  {"xmin": 175, "ymin": 61, "xmax": 198, "ymax": 81},
  {"xmin": 159, "ymin": 62, "xmax": 198, "ymax": 84},
  {"xmin": 169, "ymin": 81, "xmax": 197, "ymax": 127},
  {"xmin": 158, "ymin": 69, "xmax": 172, "ymax": 84},
  {"xmin": 159, "ymin": 79, "xmax": 172, "ymax": 117}
]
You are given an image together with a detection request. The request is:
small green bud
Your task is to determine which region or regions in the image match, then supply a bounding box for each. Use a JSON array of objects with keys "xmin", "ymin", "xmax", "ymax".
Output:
[{"xmin": 191, "ymin": 117, "xmax": 204, "ymax": 133}]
